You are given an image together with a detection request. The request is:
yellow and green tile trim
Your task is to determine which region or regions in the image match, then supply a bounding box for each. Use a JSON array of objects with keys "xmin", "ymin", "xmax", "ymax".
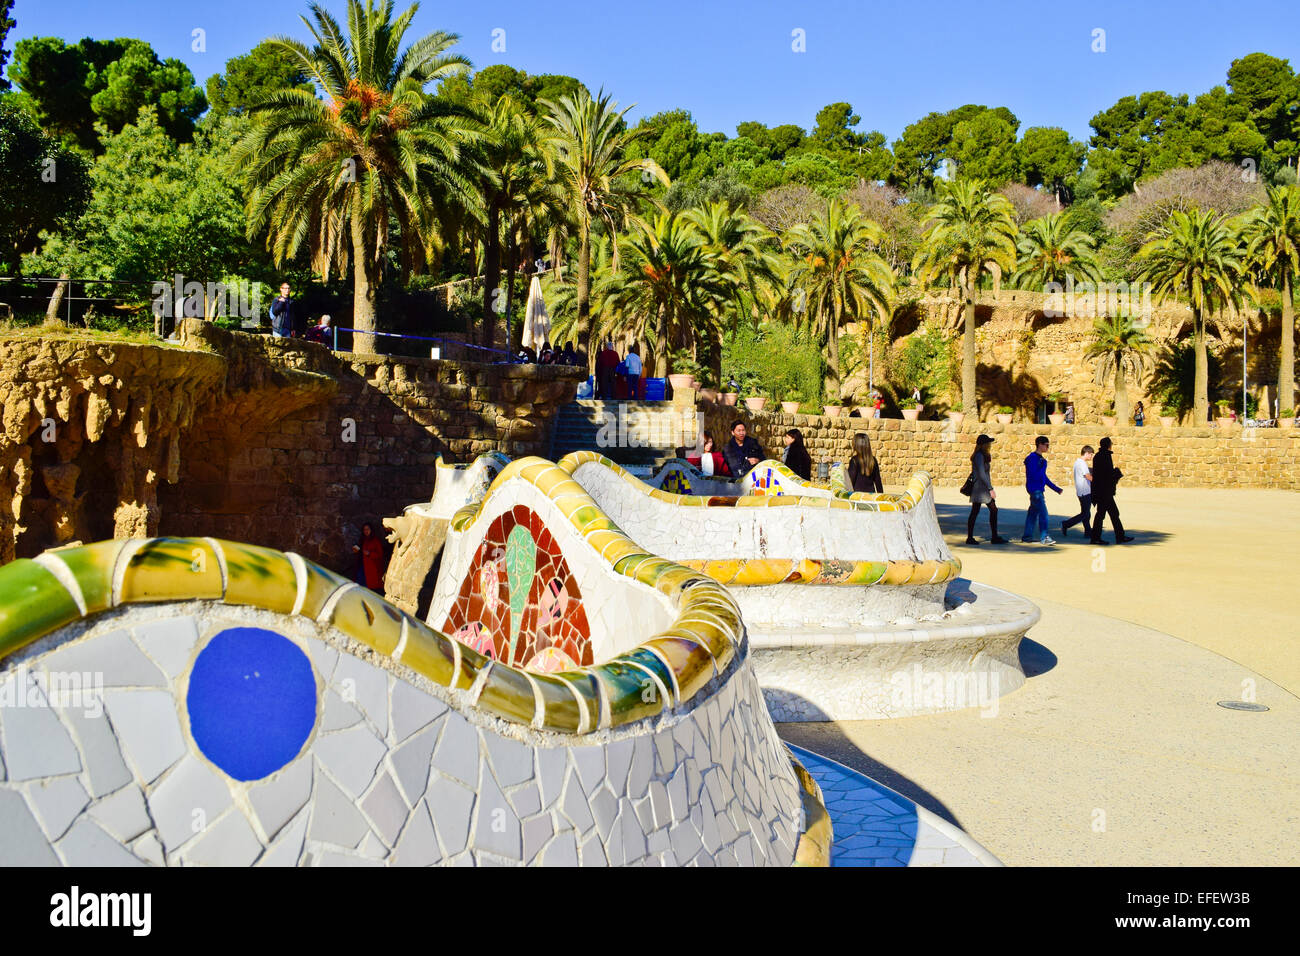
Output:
[
  {"xmin": 554, "ymin": 452, "xmax": 959, "ymax": 587},
  {"xmin": 0, "ymin": 518, "xmax": 736, "ymax": 736}
]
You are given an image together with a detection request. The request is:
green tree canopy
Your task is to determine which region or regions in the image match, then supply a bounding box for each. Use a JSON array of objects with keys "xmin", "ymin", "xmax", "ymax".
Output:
[
  {"xmin": 206, "ymin": 40, "xmax": 312, "ymax": 117},
  {"xmin": 0, "ymin": 0, "xmax": 15, "ymax": 93}
]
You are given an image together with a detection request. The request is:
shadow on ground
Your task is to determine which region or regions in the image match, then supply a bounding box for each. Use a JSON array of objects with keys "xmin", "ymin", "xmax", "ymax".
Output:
[{"xmin": 935, "ymin": 501, "xmax": 1172, "ymax": 550}]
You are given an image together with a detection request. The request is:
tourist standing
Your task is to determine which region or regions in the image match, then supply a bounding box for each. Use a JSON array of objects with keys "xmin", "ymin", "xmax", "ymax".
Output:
[
  {"xmin": 353, "ymin": 523, "xmax": 385, "ymax": 592},
  {"xmin": 1065, "ymin": 403, "xmax": 1075, "ymax": 425},
  {"xmin": 846, "ymin": 432, "xmax": 884, "ymax": 493},
  {"xmin": 270, "ymin": 282, "xmax": 295, "ymax": 339},
  {"xmin": 1134, "ymin": 401, "xmax": 1146, "ymax": 427},
  {"xmin": 782, "ymin": 428, "xmax": 812, "ymax": 480},
  {"xmin": 1088, "ymin": 437, "xmax": 1134, "ymax": 544},
  {"xmin": 624, "ymin": 344, "xmax": 643, "ymax": 399},
  {"xmin": 1060, "ymin": 445, "xmax": 1094, "ymax": 538},
  {"xmin": 596, "ymin": 342, "xmax": 620, "ymax": 399},
  {"xmin": 722, "ymin": 420, "xmax": 764, "ymax": 478},
  {"xmin": 965, "ymin": 434, "xmax": 1006, "ymax": 545},
  {"xmin": 1022, "ymin": 435, "xmax": 1063, "ymax": 545}
]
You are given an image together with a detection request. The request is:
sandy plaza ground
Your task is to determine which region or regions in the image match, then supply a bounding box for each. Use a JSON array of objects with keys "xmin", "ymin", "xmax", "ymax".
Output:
[{"xmin": 780, "ymin": 483, "xmax": 1300, "ymax": 866}]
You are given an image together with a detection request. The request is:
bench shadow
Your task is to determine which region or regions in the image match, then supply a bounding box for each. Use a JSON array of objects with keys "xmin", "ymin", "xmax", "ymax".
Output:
[{"xmin": 775, "ymin": 709, "xmax": 966, "ymax": 830}]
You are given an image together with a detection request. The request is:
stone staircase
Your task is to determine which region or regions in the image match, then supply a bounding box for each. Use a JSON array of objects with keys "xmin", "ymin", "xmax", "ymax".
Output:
[{"xmin": 549, "ymin": 400, "xmax": 698, "ymax": 467}]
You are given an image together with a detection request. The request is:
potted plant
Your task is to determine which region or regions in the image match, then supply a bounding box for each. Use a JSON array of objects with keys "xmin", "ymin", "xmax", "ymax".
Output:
[
  {"xmin": 823, "ymin": 403, "xmax": 843, "ymax": 417},
  {"xmin": 1047, "ymin": 392, "xmax": 1067, "ymax": 425},
  {"xmin": 1214, "ymin": 399, "xmax": 1234, "ymax": 426},
  {"xmin": 946, "ymin": 401, "xmax": 964, "ymax": 426},
  {"xmin": 667, "ymin": 351, "xmax": 702, "ymax": 393},
  {"xmin": 1100, "ymin": 400, "xmax": 1117, "ymax": 427},
  {"xmin": 901, "ymin": 396, "xmax": 923, "ymax": 421},
  {"xmin": 1280, "ymin": 409, "xmax": 1295, "ymax": 430},
  {"xmin": 995, "ymin": 405, "xmax": 1014, "ymax": 424},
  {"xmin": 781, "ymin": 391, "xmax": 802, "ymax": 414},
  {"xmin": 1158, "ymin": 407, "xmax": 1177, "ymax": 428}
]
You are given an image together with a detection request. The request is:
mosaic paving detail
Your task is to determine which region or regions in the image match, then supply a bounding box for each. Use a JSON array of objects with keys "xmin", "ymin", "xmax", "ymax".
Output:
[
  {"xmin": 788, "ymin": 744, "xmax": 996, "ymax": 867},
  {"xmin": 660, "ymin": 470, "xmax": 691, "ymax": 496},
  {"xmin": 0, "ymin": 605, "xmax": 820, "ymax": 867},
  {"xmin": 443, "ymin": 506, "xmax": 592, "ymax": 671}
]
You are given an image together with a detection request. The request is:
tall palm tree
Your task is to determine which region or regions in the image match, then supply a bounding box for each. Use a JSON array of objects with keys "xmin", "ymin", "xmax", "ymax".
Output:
[
  {"xmin": 592, "ymin": 212, "xmax": 730, "ymax": 373},
  {"xmin": 543, "ymin": 89, "xmax": 667, "ymax": 354},
  {"xmin": 684, "ymin": 202, "xmax": 782, "ymax": 384},
  {"xmin": 468, "ymin": 94, "xmax": 562, "ymax": 351},
  {"xmin": 234, "ymin": 0, "xmax": 474, "ymax": 354},
  {"xmin": 1243, "ymin": 185, "xmax": 1300, "ymax": 413},
  {"xmin": 1084, "ymin": 311, "xmax": 1155, "ymax": 422},
  {"xmin": 783, "ymin": 199, "xmax": 895, "ymax": 402},
  {"xmin": 1138, "ymin": 209, "xmax": 1244, "ymax": 423},
  {"xmin": 913, "ymin": 179, "xmax": 1018, "ymax": 414},
  {"xmin": 1011, "ymin": 213, "xmax": 1103, "ymax": 289}
]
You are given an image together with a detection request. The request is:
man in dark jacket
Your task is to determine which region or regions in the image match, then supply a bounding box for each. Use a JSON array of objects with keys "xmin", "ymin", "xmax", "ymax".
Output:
[
  {"xmin": 722, "ymin": 420, "xmax": 764, "ymax": 478},
  {"xmin": 1088, "ymin": 437, "xmax": 1134, "ymax": 544},
  {"xmin": 270, "ymin": 282, "xmax": 295, "ymax": 338}
]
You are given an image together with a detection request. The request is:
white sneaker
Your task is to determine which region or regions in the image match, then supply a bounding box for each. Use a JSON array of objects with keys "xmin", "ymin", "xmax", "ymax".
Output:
[{"xmin": 1041, "ymin": 536, "xmax": 1056, "ymax": 546}]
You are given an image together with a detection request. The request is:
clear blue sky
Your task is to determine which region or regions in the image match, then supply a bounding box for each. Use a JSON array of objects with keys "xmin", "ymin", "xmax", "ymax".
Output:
[{"xmin": 8, "ymin": 0, "xmax": 1300, "ymax": 142}]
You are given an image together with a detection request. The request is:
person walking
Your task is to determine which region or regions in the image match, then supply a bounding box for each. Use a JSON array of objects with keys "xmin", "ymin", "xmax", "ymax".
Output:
[
  {"xmin": 782, "ymin": 428, "xmax": 812, "ymax": 480},
  {"xmin": 722, "ymin": 420, "xmax": 764, "ymax": 478},
  {"xmin": 1022, "ymin": 435, "xmax": 1063, "ymax": 545},
  {"xmin": 846, "ymin": 432, "xmax": 883, "ymax": 493},
  {"xmin": 1133, "ymin": 401, "xmax": 1145, "ymax": 427},
  {"xmin": 964, "ymin": 434, "xmax": 1006, "ymax": 545},
  {"xmin": 269, "ymin": 281, "xmax": 295, "ymax": 339},
  {"xmin": 1060, "ymin": 445, "xmax": 1094, "ymax": 538},
  {"xmin": 352, "ymin": 522, "xmax": 385, "ymax": 592},
  {"xmin": 1088, "ymin": 437, "xmax": 1134, "ymax": 544}
]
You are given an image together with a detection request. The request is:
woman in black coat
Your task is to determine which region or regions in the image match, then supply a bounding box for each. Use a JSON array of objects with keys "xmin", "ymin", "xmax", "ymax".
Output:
[
  {"xmin": 782, "ymin": 429, "xmax": 812, "ymax": 480},
  {"xmin": 846, "ymin": 432, "xmax": 883, "ymax": 493}
]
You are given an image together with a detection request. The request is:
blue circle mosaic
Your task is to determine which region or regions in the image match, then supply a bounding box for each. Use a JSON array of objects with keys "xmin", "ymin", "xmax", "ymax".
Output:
[{"xmin": 186, "ymin": 627, "xmax": 317, "ymax": 781}]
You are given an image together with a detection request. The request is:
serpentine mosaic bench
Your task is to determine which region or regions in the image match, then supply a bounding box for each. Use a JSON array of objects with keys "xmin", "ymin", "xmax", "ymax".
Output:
[
  {"xmin": 0, "ymin": 531, "xmax": 830, "ymax": 867},
  {"xmin": 557, "ymin": 451, "xmax": 1040, "ymax": 721}
]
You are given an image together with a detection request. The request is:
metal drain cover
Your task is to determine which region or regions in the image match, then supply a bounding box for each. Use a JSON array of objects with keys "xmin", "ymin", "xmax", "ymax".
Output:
[{"xmin": 1217, "ymin": 700, "xmax": 1269, "ymax": 712}]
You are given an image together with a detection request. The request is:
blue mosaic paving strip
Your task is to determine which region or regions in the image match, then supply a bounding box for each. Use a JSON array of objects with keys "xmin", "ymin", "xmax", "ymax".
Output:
[{"xmin": 787, "ymin": 744, "xmax": 919, "ymax": 868}]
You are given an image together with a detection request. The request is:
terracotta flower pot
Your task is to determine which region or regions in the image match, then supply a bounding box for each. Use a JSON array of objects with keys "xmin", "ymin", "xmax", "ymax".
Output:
[
  {"xmin": 781, "ymin": 401, "xmax": 800, "ymax": 414},
  {"xmin": 744, "ymin": 396, "xmax": 767, "ymax": 412},
  {"xmin": 823, "ymin": 405, "xmax": 843, "ymax": 418},
  {"xmin": 1279, "ymin": 418, "xmax": 1295, "ymax": 430},
  {"xmin": 722, "ymin": 392, "xmax": 738, "ymax": 406},
  {"xmin": 1159, "ymin": 416, "xmax": 1176, "ymax": 428},
  {"xmin": 995, "ymin": 413, "xmax": 1013, "ymax": 424},
  {"xmin": 902, "ymin": 407, "xmax": 921, "ymax": 421},
  {"xmin": 699, "ymin": 387, "xmax": 718, "ymax": 403},
  {"xmin": 1101, "ymin": 416, "xmax": 1117, "ymax": 426},
  {"xmin": 667, "ymin": 373, "xmax": 694, "ymax": 391},
  {"xmin": 1048, "ymin": 413, "xmax": 1066, "ymax": 425},
  {"xmin": 947, "ymin": 412, "xmax": 965, "ymax": 426}
]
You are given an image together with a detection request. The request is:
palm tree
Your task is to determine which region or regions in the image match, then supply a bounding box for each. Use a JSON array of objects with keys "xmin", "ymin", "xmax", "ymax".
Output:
[
  {"xmin": 543, "ymin": 89, "xmax": 667, "ymax": 354},
  {"xmin": 1138, "ymin": 209, "xmax": 1245, "ymax": 423},
  {"xmin": 684, "ymin": 202, "xmax": 782, "ymax": 384},
  {"xmin": 592, "ymin": 212, "xmax": 730, "ymax": 374},
  {"xmin": 234, "ymin": 0, "xmax": 474, "ymax": 354},
  {"xmin": 1085, "ymin": 311, "xmax": 1155, "ymax": 422},
  {"xmin": 1011, "ymin": 213, "xmax": 1103, "ymax": 289},
  {"xmin": 467, "ymin": 94, "xmax": 562, "ymax": 351},
  {"xmin": 913, "ymin": 179, "xmax": 1018, "ymax": 414},
  {"xmin": 783, "ymin": 199, "xmax": 895, "ymax": 402},
  {"xmin": 1243, "ymin": 185, "xmax": 1300, "ymax": 413}
]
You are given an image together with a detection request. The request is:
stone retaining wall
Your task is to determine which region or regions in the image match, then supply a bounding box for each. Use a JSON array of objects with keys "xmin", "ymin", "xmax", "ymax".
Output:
[{"xmin": 700, "ymin": 404, "xmax": 1300, "ymax": 491}]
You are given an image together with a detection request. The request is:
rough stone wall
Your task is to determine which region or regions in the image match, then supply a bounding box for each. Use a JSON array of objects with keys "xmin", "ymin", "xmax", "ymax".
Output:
[
  {"xmin": 158, "ymin": 321, "xmax": 584, "ymax": 571},
  {"xmin": 700, "ymin": 404, "xmax": 1300, "ymax": 491},
  {"xmin": 0, "ymin": 322, "xmax": 582, "ymax": 570},
  {"xmin": 842, "ymin": 290, "xmax": 1292, "ymax": 420}
]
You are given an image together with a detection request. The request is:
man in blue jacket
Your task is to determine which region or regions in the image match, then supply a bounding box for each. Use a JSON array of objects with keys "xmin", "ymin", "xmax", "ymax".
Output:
[
  {"xmin": 269, "ymin": 282, "xmax": 295, "ymax": 338},
  {"xmin": 1022, "ymin": 435, "xmax": 1063, "ymax": 545}
]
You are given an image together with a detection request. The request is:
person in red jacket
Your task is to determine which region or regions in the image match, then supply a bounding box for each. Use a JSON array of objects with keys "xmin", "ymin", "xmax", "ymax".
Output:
[
  {"xmin": 595, "ymin": 342, "xmax": 620, "ymax": 399},
  {"xmin": 353, "ymin": 523, "xmax": 386, "ymax": 591}
]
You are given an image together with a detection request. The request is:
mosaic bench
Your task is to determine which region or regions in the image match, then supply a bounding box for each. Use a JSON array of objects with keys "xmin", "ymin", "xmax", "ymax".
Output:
[
  {"xmin": 0, "ymin": 530, "xmax": 829, "ymax": 867},
  {"xmin": 557, "ymin": 451, "xmax": 1040, "ymax": 721}
]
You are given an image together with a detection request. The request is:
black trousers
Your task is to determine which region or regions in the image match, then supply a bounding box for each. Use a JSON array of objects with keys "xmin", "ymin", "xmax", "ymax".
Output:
[
  {"xmin": 1090, "ymin": 494, "xmax": 1124, "ymax": 541},
  {"xmin": 1063, "ymin": 494, "xmax": 1092, "ymax": 535},
  {"xmin": 967, "ymin": 500, "xmax": 998, "ymax": 538}
]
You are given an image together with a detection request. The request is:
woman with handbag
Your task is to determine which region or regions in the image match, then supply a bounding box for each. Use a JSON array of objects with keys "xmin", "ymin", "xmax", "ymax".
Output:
[{"xmin": 964, "ymin": 434, "xmax": 1007, "ymax": 545}]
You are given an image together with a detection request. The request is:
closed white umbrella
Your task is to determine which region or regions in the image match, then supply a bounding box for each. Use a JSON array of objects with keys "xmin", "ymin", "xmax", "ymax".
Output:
[{"xmin": 521, "ymin": 276, "xmax": 551, "ymax": 350}]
